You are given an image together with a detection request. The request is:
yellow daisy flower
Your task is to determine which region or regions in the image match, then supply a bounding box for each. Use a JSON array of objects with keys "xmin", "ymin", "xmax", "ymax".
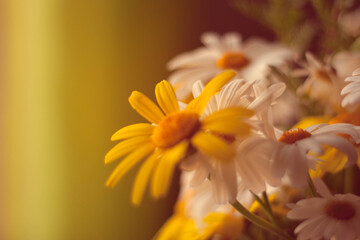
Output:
[
  {"xmin": 310, "ymin": 112, "xmax": 360, "ymax": 178},
  {"xmin": 105, "ymin": 71, "xmax": 254, "ymax": 205},
  {"xmin": 200, "ymin": 212, "xmax": 244, "ymax": 240},
  {"xmin": 154, "ymin": 200, "xmax": 200, "ymax": 240}
]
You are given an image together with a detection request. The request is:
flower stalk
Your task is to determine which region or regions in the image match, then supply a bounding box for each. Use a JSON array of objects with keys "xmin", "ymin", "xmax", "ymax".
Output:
[
  {"xmin": 307, "ymin": 174, "xmax": 318, "ymax": 197},
  {"xmin": 231, "ymin": 200, "xmax": 295, "ymax": 240},
  {"xmin": 251, "ymin": 191, "xmax": 277, "ymax": 225}
]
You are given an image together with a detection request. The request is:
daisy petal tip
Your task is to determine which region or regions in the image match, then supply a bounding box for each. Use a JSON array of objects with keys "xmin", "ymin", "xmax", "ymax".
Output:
[
  {"xmin": 128, "ymin": 91, "xmax": 141, "ymax": 100},
  {"xmin": 104, "ymin": 154, "xmax": 113, "ymax": 164},
  {"xmin": 105, "ymin": 179, "xmax": 116, "ymax": 188},
  {"xmin": 156, "ymin": 80, "xmax": 167, "ymax": 87},
  {"xmin": 352, "ymin": 68, "xmax": 360, "ymax": 76},
  {"xmin": 110, "ymin": 132, "xmax": 124, "ymax": 141},
  {"xmin": 222, "ymin": 70, "xmax": 236, "ymax": 78},
  {"xmin": 130, "ymin": 196, "xmax": 141, "ymax": 207}
]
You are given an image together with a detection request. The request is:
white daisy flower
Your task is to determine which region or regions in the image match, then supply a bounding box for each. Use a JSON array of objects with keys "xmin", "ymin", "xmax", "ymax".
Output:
[
  {"xmin": 271, "ymin": 123, "xmax": 360, "ymax": 187},
  {"xmin": 341, "ymin": 68, "xmax": 360, "ymax": 112},
  {"xmin": 181, "ymin": 78, "xmax": 285, "ymax": 203},
  {"xmin": 332, "ymin": 51, "xmax": 360, "ymax": 80},
  {"xmin": 287, "ymin": 179, "xmax": 360, "ymax": 240},
  {"xmin": 155, "ymin": 171, "xmax": 254, "ymax": 240},
  {"xmin": 295, "ymin": 52, "xmax": 344, "ymax": 114},
  {"xmin": 338, "ymin": 8, "xmax": 360, "ymax": 37},
  {"xmin": 179, "ymin": 171, "xmax": 252, "ymax": 227},
  {"xmin": 167, "ymin": 32, "xmax": 294, "ymax": 100}
]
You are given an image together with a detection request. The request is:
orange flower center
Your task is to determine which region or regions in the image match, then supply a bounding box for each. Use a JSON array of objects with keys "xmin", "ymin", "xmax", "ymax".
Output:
[
  {"xmin": 314, "ymin": 69, "xmax": 332, "ymax": 83},
  {"xmin": 217, "ymin": 52, "xmax": 250, "ymax": 70},
  {"xmin": 278, "ymin": 128, "xmax": 312, "ymax": 144},
  {"xmin": 325, "ymin": 200, "xmax": 356, "ymax": 220},
  {"xmin": 152, "ymin": 111, "xmax": 201, "ymax": 148}
]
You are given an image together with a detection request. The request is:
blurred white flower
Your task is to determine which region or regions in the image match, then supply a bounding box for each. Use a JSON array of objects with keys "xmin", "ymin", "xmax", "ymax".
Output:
[
  {"xmin": 342, "ymin": 68, "xmax": 360, "ymax": 112},
  {"xmin": 295, "ymin": 51, "xmax": 360, "ymax": 115},
  {"xmin": 271, "ymin": 91, "xmax": 299, "ymax": 128},
  {"xmin": 287, "ymin": 179, "xmax": 360, "ymax": 240},
  {"xmin": 179, "ymin": 171, "xmax": 252, "ymax": 227},
  {"xmin": 155, "ymin": 171, "xmax": 253, "ymax": 240},
  {"xmin": 295, "ymin": 52, "xmax": 344, "ymax": 114},
  {"xmin": 167, "ymin": 32, "xmax": 294, "ymax": 100},
  {"xmin": 332, "ymin": 51, "xmax": 360, "ymax": 80},
  {"xmin": 338, "ymin": 8, "xmax": 360, "ymax": 37}
]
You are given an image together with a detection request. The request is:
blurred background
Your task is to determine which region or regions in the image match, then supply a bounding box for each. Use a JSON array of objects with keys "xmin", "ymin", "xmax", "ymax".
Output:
[{"xmin": 0, "ymin": 0, "xmax": 269, "ymax": 239}]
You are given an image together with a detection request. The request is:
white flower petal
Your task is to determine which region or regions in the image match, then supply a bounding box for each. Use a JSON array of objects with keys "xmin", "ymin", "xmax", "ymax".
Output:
[
  {"xmin": 314, "ymin": 178, "xmax": 333, "ymax": 198},
  {"xmin": 223, "ymin": 32, "xmax": 242, "ymax": 51},
  {"xmin": 192, "ymin": 80, "xmax": 205, "ymax": 98},
  {"xmin": 200, "ymin": 32, "xmax": 224, "ymax": 54}
]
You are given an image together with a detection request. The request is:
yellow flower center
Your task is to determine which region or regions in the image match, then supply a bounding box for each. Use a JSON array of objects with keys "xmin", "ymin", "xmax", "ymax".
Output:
[
  {"xmin": 217, "ymin": 52, "xmax": 250, "ymax": 70},
  {"xmin": 152, "ymin": 111, "xmax": 201, "ymax": 148},
  {"xmin": 325, "ymin": 200, "xmax": 356, "ymax": 220},
  {"xmin": 314, "ymin": 69, "xmax": 332, "ymax": 83},
  {"xmin": 278, "ymin": 128, "xmax": 312, "ymax": 144}
]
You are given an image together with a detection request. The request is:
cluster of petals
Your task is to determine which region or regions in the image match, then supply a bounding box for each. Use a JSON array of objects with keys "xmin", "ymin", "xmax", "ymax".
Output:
[
  {"xmin": 105, "ymin": 71, "xmax": 255, "ymax": 205},
  {"xmin": 181, "ymin": 78, "xmax": 286, "ymax": 203},
  {"xmin": 105, "ymin": 29, "xmax": 360, "ymax": 240},
  {"xmin": 295, "ymin": 52, "xmax": 345, "ymax": 113},
  {"xmin": 287, "ymin": 179, "xmax": 360, "ymax": 240},
  {"xmin": 156, "ymin": 171, "xmax": 253, "ymax": 240},
  {"xmin": 338, "ymin": 8, "xmax": 360, "ymax": 37},
  {"xmin": 270, "ymin": 123, "xmax": 360, "ymax": 187},
  {"xmin": 294, "ymin": 51, "xmax": 360, "ymax": 115},
  {"xmin": 167, "ymin": 32, "xmax": 294, "ymax": 100},
  {"xmin": 342, "ymin": 68, "xmax": 360, "ymax": 111}
]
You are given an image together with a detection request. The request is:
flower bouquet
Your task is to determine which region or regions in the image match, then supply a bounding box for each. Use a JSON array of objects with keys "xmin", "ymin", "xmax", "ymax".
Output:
[{"xmin": 105, "ymin": 1, "xmax": 360, "ymax": 239}]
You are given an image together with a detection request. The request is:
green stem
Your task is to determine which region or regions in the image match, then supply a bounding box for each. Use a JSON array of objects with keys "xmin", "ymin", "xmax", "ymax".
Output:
[
  {"xmin": 307, "ymin": 174, "xmax": 318, "ymax": 197},
  {"xmin": 231, "ymin": 200, "xmax": 295, "ymax": 240},
  {"xmin": 250, "ymin": 192, "xmax": 276, "ymax": 225},
  {"xmin": 344, "ymin": 165, "xmax": 354, "ymax": 193},
  {"xmin": 262, "ymin": 192, "xmax": 277, "ymax": 225}
]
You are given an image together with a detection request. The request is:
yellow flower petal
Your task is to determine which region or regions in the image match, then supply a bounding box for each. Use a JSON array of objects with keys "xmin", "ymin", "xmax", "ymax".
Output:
[
  {"xmin": 151, "ymin": 141, "xmax": 189, "ymax": 198},
  {"xmin": 293, "ymin": 116, "xmax": 329, "ymax": 129},
  {"xmin": 201, "ymin": 213, "xmax": 244, "ymax": 240},
  {"xmin": 310, "ymin": 148, "xmax": 348, "ymax": 178},
  {"xmin": 111, "ymin": 123, "xmax": 154, "ymax": 141},
  {"xmin": 202, "ymin": 107, "xmax": 253, "ymax": 124},
  {"xmin": 155, "ymin": 215, "xmax": 184, "ymax": 240},
  {"xmin": 155, "ymin": 213, "xmax": 199, "ymax": 240},
  {"xmin": 106, "ymin": 142, "xmax": 155, "ymax": 187},
  {"xmin": 129, "ymin": 91, "xmax": 165, "ymax": 124},
  {"xmin": 105, "ymin": 136, "xmax": 151, "ymax": 164},
  {"xmin": 186, "ymin": 71, "xmax": 236, "ymax": 114},
  {"xmin": 249, "ymin": 194, "xmax": 277, "ymax": 212},
  {"xmin": 201, "ymin": 107, "xmax": 252, "ymax": 136},
  {"xmin": 191, "ymin": 131, "xmax": 235, "ymax": 162},
  {"xmin": 203, "ymin": 120, "xmax": 251, "ymax": 136},
  {"xmin": 155, "ymin": 80, "xmax": 180, "ymax": 115},
  {"xmin": 131, "ymin": 149, "xmax": 162, "ymax": 206}
]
